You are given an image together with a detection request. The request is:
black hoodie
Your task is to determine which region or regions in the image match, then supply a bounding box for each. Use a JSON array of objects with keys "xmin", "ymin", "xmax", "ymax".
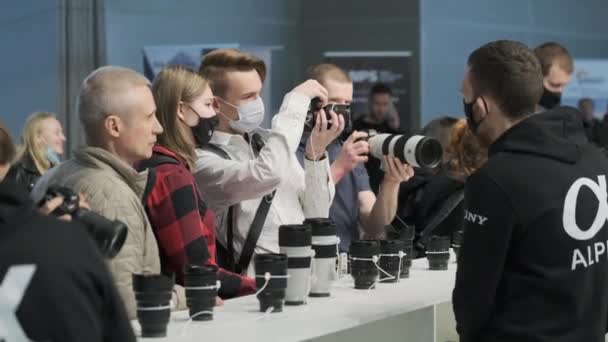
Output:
[
  {"xmin": 453, "ymin": 107, "xmax": 608, "ymax": 342},
  {"xmin": 0, "ymin": 180, "xmax": 135, "ymax": 342}
]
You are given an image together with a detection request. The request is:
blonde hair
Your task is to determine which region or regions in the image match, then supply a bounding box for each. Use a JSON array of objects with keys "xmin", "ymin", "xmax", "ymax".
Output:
[
  {"xmin": 307, "ymin": 63, "xmax": 352, "ymax": 86},
  {"xmin": 152, "ymin": 65, "xmax": 209, "ymax": 168},
  {"xmin": 534, "ymin": 42, "xmax": 574, "ymax": 76},
  {"xmin": 445, "ymin": 119, "xmax": 487, "ymax": 178},
  {"xmin": 19, "ymin": 112, "xmax": 57, "ymax": 174},
  {"xmin": 78, "ymin": 66, "xmax": 150, "ymax": 144},
  {"xmin": 199, "ymin": 49, "xmax": 266, "ymax": 97}
]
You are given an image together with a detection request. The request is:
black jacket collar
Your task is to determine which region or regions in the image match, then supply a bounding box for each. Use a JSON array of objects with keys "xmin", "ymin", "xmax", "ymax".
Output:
[{"xmin": 489, "ymin": 106, "xmax": 583, "ymax": 165}]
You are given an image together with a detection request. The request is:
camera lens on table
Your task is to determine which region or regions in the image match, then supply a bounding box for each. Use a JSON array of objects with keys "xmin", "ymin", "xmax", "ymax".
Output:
[
  {"xmin": 349, "ymin": 240, "xmax": 380, "ymax": 290},
  {"xmin": 184, "ymin": 264, "xmax": 218, "ymax": 321},
  {"xmin": 426, "ymin": 236, "xmax": 451, "ymax": 271},
  {"xmin": 254, "ymin": 253, "xmax": 288, "ymax": 312},
  {"xmin": 132, "ymin": 274, "xmax": 174, "ymax": 338}
]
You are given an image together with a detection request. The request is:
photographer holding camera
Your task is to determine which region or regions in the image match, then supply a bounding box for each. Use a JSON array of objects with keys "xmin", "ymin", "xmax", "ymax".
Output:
[
  {"xmin": 299, "ymin": 64, "xmax": 415, "ymax": 252},
  {"xmin": 32, "ymin": 66, "xmax": 187, "ymax": 319},
  {"xmin": 194, "ymin": 49, "xmax": 340, "ymax": 275},
  {"xmin": 454, "ymin": 40, "xmax": 608, "ymax": 342},
  {"xmin": 0, "ymin": 121, "xmax": 135, "ymax": 341}
]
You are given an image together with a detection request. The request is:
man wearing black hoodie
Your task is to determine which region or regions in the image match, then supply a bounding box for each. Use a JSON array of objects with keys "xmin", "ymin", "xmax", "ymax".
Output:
[
  {"xmin": 454, "ymin": 40, "xmax": 608, "ymax": 342},
  {"xmin": 0, "ymin": 121, "xmax": 135, "ymax": 341}
]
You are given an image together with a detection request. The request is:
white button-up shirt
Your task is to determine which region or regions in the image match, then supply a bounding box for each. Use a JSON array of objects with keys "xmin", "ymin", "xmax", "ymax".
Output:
[{"xmin": 194, "ymin": 92, "xmax": 334, "ymax": 273}]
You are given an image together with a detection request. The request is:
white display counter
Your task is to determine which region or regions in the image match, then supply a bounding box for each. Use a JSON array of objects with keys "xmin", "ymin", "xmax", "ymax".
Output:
[{"xmin": 135, "ymin": 256, "xmax": 458, "ymax": 342}]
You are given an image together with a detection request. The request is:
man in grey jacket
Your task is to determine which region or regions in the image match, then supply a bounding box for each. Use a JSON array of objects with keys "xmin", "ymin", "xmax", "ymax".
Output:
[{"xmin": 32, "ymin": 66, "xmax": 185, "ymax": 319}]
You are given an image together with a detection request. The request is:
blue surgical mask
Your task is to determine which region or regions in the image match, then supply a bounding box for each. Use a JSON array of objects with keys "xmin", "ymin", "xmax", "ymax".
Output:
[{"xmin": 46, "ymin": 146, "xmax": 61, "ymax": 165}]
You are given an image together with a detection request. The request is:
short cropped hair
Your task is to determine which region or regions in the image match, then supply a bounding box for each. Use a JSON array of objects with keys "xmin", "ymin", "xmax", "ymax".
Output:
[
  {"xmin": 534, "ymin": 42, "xmax": 574, "ymax": 76},
  {"xmin": 578, "ymin": 97, "xmax": 594, "ymax": 107},
  {"xmin": 77, "ymin": 66, "xmax": 150, "ymax": 144},
  {"xmin": 307, "ymin": 63, "xmax": 351, "ymax": 86},
  {"xmin": 199, "ymin": 49, "xmax": 266, "ymax": 97},
  {"xmin": 468, "ymin": 40, "xmax": 543, "ymax": 119},
  {"xmin": 370, "ymin": 83, "xmax": 393, "ymax": 97}
]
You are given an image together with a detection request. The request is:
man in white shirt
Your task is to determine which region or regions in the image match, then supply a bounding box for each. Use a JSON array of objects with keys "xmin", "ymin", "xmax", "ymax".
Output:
[{"xmin": 194, "ymin": 49, "xmax": 341, "ymax": 274}]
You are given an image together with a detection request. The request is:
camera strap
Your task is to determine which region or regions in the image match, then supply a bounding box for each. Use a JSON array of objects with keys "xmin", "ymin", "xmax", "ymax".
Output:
[
  {"xmin": 416, "ymin": 189, "xmax": 464, "ymax": 250},
  {"xmin": 200, "ymin": 134, "xmax": 276, "ymax": 275}
]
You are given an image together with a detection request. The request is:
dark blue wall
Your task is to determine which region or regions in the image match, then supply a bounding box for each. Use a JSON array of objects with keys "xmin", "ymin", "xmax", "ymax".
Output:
[
  {"xmin": 104, "ymin": 0, "xmax": 302, "ymax": 115},
  {"xmin": 0, "ymin": 2, "xmax": 59, "ymax": 139},
  {"xmin": 420, "ymin": 0, "xmax": 608, "ymax": 125}
]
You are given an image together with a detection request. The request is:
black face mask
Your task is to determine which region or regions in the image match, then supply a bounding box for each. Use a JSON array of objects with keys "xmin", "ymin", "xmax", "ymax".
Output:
[
  {"xmin": 538, "ymin": 88, "xmax": 562, "ymax": 109},
  {"xmin": 463, "ymin": 99, "xmax": 479, "ymax": 134},
  {"xmin": 192, "ymin": 116, "xmax": 218, "ymax": 146}
]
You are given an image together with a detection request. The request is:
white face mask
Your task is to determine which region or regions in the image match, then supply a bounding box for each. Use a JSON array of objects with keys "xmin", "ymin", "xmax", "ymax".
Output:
[{"xmin": 219, "ymin": 97, "xmax": 265, "ymax": 133}]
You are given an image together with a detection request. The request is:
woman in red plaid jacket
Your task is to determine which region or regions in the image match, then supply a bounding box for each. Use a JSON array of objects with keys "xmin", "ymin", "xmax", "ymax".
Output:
[{"xmin": 141, "ymin": 65, "xmax": 256, "ymax": 299}]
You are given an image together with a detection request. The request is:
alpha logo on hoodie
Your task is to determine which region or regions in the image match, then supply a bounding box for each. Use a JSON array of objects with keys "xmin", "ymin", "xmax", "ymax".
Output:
[{"xmin": 563, "ymin": 175, "xmax": 608, "ymax": 270}]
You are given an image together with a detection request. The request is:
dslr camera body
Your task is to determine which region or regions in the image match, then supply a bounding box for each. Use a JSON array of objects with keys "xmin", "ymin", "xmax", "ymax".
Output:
[
  {"xmin": 304, "ymin": 97, "xmax": 353, "ymax": 136},
  {"xmin": 43, "ymin": 186, "xmax": 128, "ymax": 259}
]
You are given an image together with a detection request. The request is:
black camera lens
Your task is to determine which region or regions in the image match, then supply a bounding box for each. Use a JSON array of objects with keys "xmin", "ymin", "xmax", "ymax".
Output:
[
  {"xmin": 75, "ymin": 209, "xmax": 128, "ymax": 259},
  {"xmin": 379, "ymin": 240, "xmax": 405, "ymax": 283},
  {"xmin": 44, "ymin": 186, "xmax": 128, "ymax": 259},
  {"xmin": 350, "ymin": 240, "xmax": 380, "ymax": 290},
  {"xmin": 426, "ymin": 236, "xmax": 451, "ymax": 270},
  {"xmin": 452, "ymin": 230, "xmax": 464, "ymax": 261},
  {"xmin": 278, "ymin": 224, "xmax": 312, "ymax": 247},
  {"xmin": 132, "ymin": 274, "xmax": 174, "ymax": 338},
  {"xmin": 254, "ymin": 253, "xmax": 288, "ymax": 312},
  {"xmin": 305, "ymin": 218, "xmax": 335, "ymax": 236},
  {"xmin": 387, "ymin": 224, "xmax": 415, "ymax": 267},
  {"xmin": 184, "ymin": 265, "xmax": 218, "ymax": 321},
  {"xmin": 401, "ymin": 240, "xmax": 413, "ymax": 278},
  {"xmin": 417, "ymin": 138, "xmax": 443, "ymax": 168}
]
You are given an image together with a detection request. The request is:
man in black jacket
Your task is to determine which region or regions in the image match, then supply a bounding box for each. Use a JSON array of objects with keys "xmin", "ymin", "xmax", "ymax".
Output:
[
  {"xmin": 0, "ymin": 122, "xmax": 135, "ymax": 342},
  {"xmin": 454, "ymin": 40, "xmax": 608, "ymax": 342}
]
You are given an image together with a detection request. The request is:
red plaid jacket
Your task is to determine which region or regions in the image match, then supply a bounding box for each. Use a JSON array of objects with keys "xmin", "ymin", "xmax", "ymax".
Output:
[{"xmin": 143, "ymin": 145, "xmax": 256, "ymax": 297}]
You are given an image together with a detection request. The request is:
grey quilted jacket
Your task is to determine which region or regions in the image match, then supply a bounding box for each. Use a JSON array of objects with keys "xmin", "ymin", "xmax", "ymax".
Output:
[{"xmin": 32, "ymin": 147, "xmax": 186, "ymax": 319}]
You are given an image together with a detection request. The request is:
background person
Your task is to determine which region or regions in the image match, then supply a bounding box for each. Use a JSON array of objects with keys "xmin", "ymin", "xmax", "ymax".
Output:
[{"xmin": 7, "ymin": 112, "xmax": 66, "ymax": 191}]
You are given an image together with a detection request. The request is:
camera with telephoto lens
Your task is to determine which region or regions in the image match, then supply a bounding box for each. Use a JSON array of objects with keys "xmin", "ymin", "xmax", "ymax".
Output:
[
  {"xmin": 42, "ymin": 186, "xmax": 128, "ymax": 259},
  {"xmin": 304, "ymin": 97, "xmax": 352, "ymax": 134},
  {"xmin": 366, "ymin": 130, "xmax": 443, "ymax": 169}
]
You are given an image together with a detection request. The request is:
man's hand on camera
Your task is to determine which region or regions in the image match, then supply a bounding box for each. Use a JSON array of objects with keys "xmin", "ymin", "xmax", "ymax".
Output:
[
  {"xmin": 292, "ymin": 79, "xmax": 328, "ymax": 104},
  {"xmin": 331, "ymin": 131, "xmax": 369, "ymax": 182},
  {"xmin": 305, "ymin": 109, "xmax": 345, "ymax": 161},
  {"xmin": 39, "ymin": 193, "xmax": 90, "ymax": 221},
  {"xmin": 39, "ymin": 196, "xmax": 71, "ymax": 221},
  {"xmin": 382, "ymin": 155, "xmax": 414, "ymax": 187}
]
